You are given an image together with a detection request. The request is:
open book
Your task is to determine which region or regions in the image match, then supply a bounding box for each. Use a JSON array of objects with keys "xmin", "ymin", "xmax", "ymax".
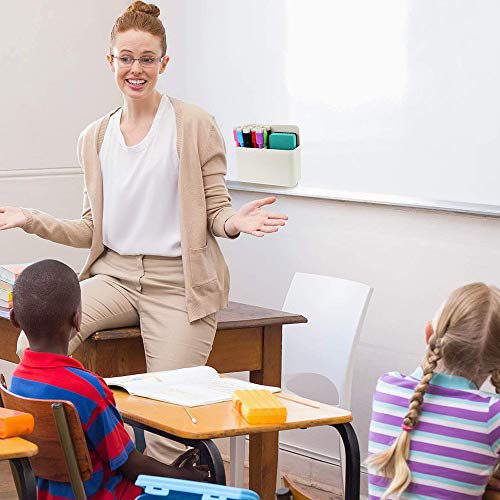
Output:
[{"xmin": 104, "ymin": 366, "xmax": 280, "ymax": 407}]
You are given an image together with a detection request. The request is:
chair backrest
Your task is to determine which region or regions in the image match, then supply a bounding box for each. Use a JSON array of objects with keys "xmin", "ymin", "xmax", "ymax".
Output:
[
  {"xmin": 0, "ymin": 385, "xmax": 93, "ymax": 483},
  {"xmin": 282, "ymin": 273, "xmax": 373, "ymax": 409}
]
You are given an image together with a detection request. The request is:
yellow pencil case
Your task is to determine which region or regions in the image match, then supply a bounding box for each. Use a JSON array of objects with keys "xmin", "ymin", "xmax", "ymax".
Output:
[
  {"xmin": 232, "ymin": 389, "xmax": 287, "ymax": 424},
  {"xmin": 0, "ymin": 407, "xmax": 34, "ymax": 438}
]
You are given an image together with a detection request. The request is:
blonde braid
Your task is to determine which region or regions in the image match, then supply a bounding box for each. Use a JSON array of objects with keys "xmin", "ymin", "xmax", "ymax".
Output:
[
  {"xmin": 490, "ymin": 369, "xmax": 500, "ymax": 395},
  {"xmin": 368, "ymin": 333, "xmax": 444, "ymax": 499}
]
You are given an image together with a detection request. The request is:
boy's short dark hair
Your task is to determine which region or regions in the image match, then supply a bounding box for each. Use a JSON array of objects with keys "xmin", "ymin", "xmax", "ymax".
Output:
[{"xmin": 13, "ymin": 260, "xmax": 81, "ymax": 334}]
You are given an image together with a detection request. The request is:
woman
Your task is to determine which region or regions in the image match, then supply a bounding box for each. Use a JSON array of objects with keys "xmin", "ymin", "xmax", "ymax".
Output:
[{"xmin": 0, "ymin": 1, "xmax": 286, "ymax": 460}]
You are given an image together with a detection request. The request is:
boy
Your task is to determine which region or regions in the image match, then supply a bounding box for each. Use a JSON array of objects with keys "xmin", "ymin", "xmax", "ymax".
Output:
[{"xmin": 9, "ymin": 259, "xmax": 208, "ymax": 499}]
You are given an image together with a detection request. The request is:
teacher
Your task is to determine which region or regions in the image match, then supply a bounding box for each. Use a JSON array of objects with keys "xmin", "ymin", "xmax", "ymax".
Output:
[{"xmin": 0, "ymin": 1, "xmax": 286, "ymax": 460}]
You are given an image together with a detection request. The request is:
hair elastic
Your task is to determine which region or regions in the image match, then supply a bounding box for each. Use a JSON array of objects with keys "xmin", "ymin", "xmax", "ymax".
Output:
[{"xmin": 401, "ymin": 424, "xmax": 414, "ymax": 432}]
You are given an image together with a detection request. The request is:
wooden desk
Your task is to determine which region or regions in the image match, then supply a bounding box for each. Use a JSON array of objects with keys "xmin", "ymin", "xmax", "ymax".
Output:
[
  {"xmin": 0, "ymin": 302, "xmax": 306, "ymax": 378},
  {"xmin": 0, "ymin": 302, "xmax": 307, "ymax": 498},
  {"xmin": 0, "ymin": 437, "xmax": 37, "ymax": 500},
  {"xmin": 113, "ymin": 389, "xmax": 360, "ymax": 500}
]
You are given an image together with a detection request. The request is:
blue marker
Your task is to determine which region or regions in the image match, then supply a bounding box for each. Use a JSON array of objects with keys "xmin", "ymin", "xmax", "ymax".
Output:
[{"xmin": 236, "ymin": 127, "xmax": 244, "ymax": 147}]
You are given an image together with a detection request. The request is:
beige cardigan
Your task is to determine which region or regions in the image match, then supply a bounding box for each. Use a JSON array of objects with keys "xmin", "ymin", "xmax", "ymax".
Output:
[{"xmin": 21, "ymin": 97, "xmax": 238, "ymax": 322}]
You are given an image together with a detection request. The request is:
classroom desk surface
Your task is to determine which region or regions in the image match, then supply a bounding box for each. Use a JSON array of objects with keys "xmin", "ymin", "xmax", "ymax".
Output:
[
  {"xmin": 113, "ymin": 389, "xmax": 359, "ymax": 500},
  {"xmin": 0, "ymin": 437, "xmax": 38, "ymax": 460},
  {"xmin": 113, "ymin": 389, "xmax": 352, "ymax": 440}
]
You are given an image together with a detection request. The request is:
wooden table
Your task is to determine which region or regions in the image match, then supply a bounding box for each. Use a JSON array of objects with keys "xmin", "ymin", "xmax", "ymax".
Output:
[
  {"xmin": 0, "ymin": 437, "xmax": 38, "ymax": 500},
  {"xmin": 0, "ymin": 302, "xmax": 307, "ymax": 498},
  {"xmin": 113, "ymin": 389, "xmax": 360, "ymax": 500}
]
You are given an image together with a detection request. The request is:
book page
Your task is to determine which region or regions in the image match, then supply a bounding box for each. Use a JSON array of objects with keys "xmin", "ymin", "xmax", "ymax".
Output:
[
  {"xmin": 105, "ymin": 366, "xmax": 280, "ymax": 407},
  {"xmin": 105, "ymin": 365, "xmax": 219, "ymax": 388}
]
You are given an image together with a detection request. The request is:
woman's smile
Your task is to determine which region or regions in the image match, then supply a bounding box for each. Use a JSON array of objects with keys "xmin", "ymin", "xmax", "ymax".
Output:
[{"xmin": 125, "ymin": 78, "xmax": 147, "ymax": 90}]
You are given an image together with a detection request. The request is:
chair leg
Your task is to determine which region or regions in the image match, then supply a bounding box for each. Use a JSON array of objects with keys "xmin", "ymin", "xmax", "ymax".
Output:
[
  {"xmin": 133, "ymin": 426, "xmax": 146, "ymax": 453},
  {"xmin": 195, "ymin": 439, "xmax": 226, "ymax": 485},
  {"xmin": 9, "ymin": 458, "xmax": 37, "ymax": 500},
  {"xmin": 331, "ymin": 423, "xmax": 360, "ymax": 500},
  {"xmin": 229, "ymin": 436, "xmax": 245, "ymax": 487},
  {"xmin": 123, "ymin": 417, "xmax": 226, "ymax": 486}
]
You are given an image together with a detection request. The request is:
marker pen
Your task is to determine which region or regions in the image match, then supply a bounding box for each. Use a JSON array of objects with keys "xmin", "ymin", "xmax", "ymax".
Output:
[
  {"xmin": 242, "ymin": 127, "xmax": 252, "ymax": 148},
  {"xmin": 233, "ymin": 127, "xmax": 241, "ymax": 147},
  {"xmin": 251, "ymin": 127, "xmax": 258, "ymax": 148},
  {"xmin": 256, "ymin": 127, "xmax": 264, "ymax": 149},
  {"xmin": 263, "ymin": 126, "xmax": 271, "ymax": 148},
  {"xmin": 235, "ymin": 127, "xmax": 245, "ymax": 147}
]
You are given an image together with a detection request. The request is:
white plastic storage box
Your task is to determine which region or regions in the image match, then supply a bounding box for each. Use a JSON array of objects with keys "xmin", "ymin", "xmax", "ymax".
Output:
[
  {"xmin": 235, "ymin": 125, "xmax": 301, "ymax": 187},
  {"xmin": 135, "ymin": 475, "xmax": 260, "ymax": 500}
]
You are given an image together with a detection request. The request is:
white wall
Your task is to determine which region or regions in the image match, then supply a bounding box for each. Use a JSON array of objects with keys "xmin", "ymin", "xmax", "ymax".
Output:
[
  {"xmin": 0, "ymin": 1, "xmax": 128, "ymax": 172},
  {"xmin": 219, "ymin": 189, "xmax": 500, "ymax": 460}
]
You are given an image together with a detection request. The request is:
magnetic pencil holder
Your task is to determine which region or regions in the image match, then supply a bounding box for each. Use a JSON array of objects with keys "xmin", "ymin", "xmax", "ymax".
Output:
[{"xmin": 236, "ymin": 125, "xmax": 301, "ymax": 187}]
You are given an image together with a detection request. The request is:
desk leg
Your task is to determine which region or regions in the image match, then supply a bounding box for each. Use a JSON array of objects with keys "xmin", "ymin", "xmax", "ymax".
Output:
[
  {"xmin": 332, "ymin": 423, "xmax": 360, "ymax": 500},
  {"xmin": 249, "ymin": 324, "xmax": 282, "ymax": 500},
  {"xmin": 9, "ymin": 458, "xmax": 37, "ymax": 500}
]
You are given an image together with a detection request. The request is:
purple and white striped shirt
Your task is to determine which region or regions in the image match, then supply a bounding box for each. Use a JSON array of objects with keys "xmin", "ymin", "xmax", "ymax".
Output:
[{"xmin": 368, "ymin": 368, "xmax": 500, "ymax": 499}]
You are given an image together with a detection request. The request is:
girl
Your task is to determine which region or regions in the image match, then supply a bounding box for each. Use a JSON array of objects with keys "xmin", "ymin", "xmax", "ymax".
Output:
[
  {"xmin": 368, "ymin": 282, "xmax": 500, "ymax": 499},
  {"xmin": 0, "ymin": 2, "xmax": 287, "ymax": 462}
]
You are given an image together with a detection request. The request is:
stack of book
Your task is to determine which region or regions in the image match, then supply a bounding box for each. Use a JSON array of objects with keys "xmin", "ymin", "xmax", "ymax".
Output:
[{"xmin": 0, "ymin": 264, "xmax": 30, "ymax": 313}]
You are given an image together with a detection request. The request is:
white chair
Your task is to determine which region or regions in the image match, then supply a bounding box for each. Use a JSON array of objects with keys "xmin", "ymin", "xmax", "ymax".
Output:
[{"xmin": 229, "ymin": 273, "xmax": 373, "ymax": 488}]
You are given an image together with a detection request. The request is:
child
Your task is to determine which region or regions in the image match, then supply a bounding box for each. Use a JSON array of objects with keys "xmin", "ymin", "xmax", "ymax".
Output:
[
  {"xmin": 368, "ymin": 282, "xmax": 500, "ymax": 499},
  {"xmin": 9, "ymin": 260, "xmax": 208, "ymax": 500}
]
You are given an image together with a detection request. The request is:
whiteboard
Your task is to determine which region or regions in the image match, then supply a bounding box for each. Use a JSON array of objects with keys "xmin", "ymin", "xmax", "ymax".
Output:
[{"xmin": 159, "ymin": 0, "xmax": 500, "ymax": 208}]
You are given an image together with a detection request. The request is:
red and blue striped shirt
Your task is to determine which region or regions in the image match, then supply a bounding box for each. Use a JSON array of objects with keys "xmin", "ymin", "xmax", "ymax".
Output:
[
  {"xmin": 368, "ymin": 368, "xmax": 500, "ymax": 499},
  {"xmin": 11, "ymin": 349, "xmax": 141, "ymax": 500}
]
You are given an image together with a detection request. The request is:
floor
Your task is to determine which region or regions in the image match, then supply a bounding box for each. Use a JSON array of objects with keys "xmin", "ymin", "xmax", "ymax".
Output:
[
  {"xmin": 0, "ymin": 460, "xmax": 344, "ymax": 499},
  {"xmin": 0, "ymin": 462, "xmax": 18, "ymax": 500}
]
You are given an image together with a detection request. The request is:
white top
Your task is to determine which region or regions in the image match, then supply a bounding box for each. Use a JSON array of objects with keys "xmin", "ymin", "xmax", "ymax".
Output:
[{"xmin": 99, "ymin": 95, "xmax": 181, "ymax": 256}]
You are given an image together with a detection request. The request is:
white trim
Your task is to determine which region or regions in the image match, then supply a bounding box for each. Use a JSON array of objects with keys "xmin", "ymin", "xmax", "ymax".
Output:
[
  {"xmin": 0, "ymin": 167, "xmax": 81, "ymax": 179},
  {"xmin": 279, "ymin": 441, "xmax": 340, "ymax": 466},
  {"xmin": 279, "ymin": 441, "xmax": 369, "ymax": 474},
  {"xmin": 226, "ymin": 180, "xmax": 500, "ymax": 218}
]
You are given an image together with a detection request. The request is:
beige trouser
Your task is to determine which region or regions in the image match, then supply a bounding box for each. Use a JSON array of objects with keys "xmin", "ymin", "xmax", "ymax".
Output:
[{"xmin": 17, "ymin": 248, "xmax": 217, "ymax": 462}]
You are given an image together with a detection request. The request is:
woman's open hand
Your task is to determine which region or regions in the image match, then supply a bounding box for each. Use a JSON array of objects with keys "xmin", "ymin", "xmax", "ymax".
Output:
[
  {"xmin": 0, "ymin": 207, "xmax": 27, "ymax": 230},
  {"xmin": 225, "ymin": 196, "xmax": 288, "ymax": 237}
]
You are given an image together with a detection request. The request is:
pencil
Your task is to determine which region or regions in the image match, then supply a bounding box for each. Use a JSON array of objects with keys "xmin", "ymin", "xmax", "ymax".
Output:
[
  {"xmin": 182, "ymin": 406, "xmax": 197, "ymax": 424},
  {"xmin": 276, "ymin": 394, "xmax": 321, "ymax": 409}
]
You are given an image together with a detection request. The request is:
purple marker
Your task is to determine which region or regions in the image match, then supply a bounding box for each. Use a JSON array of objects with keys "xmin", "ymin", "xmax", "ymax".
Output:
[{"xmin": 256, "ymin": 127, "xmax": 264, "ymax": 149}]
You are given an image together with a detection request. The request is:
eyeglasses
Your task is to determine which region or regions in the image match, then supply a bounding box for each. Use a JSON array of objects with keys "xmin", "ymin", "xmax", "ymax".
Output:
[{"xmin": 110, "ymin": 55, "xmax": 165, "ymax": 68}]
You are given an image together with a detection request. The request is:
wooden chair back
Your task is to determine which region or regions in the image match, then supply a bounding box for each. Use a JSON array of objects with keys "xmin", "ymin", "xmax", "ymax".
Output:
[{"xmin": 0, "ymin": 385, "xmax": 93, "ymax": 483}]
